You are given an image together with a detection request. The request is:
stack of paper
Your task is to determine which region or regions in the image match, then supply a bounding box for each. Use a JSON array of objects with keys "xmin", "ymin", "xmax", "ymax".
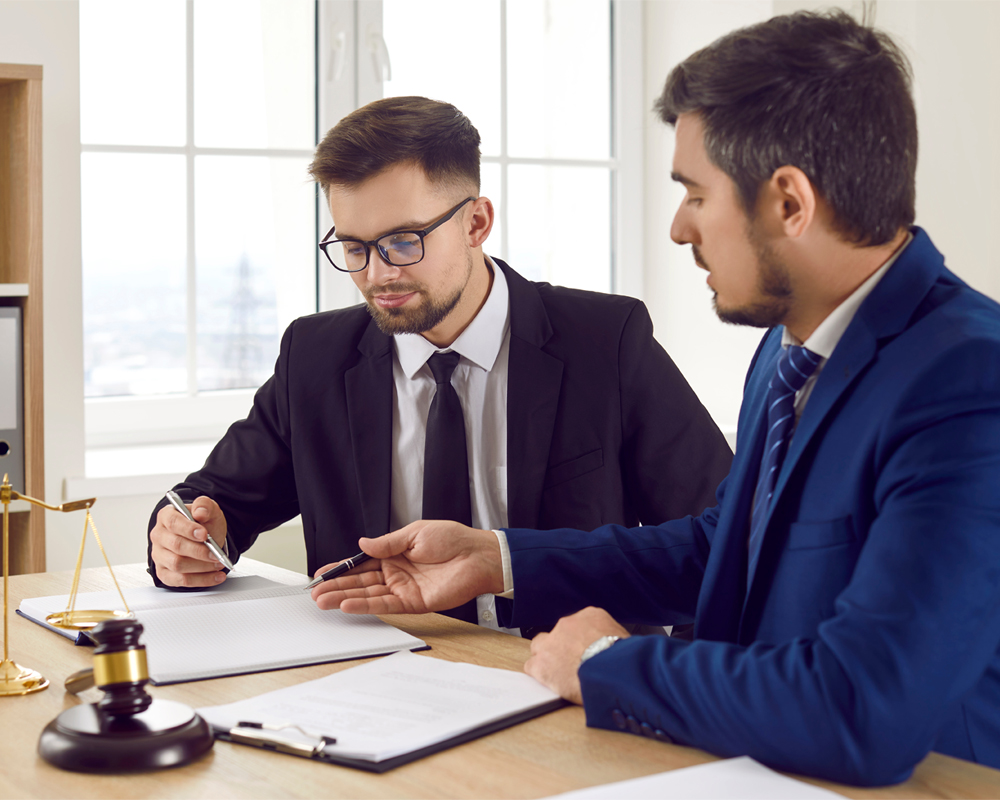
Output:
[
  {"xmin": 18, "ymin": 576, "xmax": 427, "ymax": 684},
  {"xmin": 198, "ymin": 650, "xmax": 564, "ymax": 770}
]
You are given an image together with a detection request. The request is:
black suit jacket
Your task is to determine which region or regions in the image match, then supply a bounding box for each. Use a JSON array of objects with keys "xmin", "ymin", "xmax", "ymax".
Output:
[{"xmin": 148, "ymin": 259, "xmax": 732, "ymax": 583}]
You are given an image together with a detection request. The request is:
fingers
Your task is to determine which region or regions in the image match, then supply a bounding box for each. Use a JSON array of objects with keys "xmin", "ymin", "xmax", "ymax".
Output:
[
  {"xmin": 311, "ymin": 570, "xmax": 384, "ymax": 603},
  {"xmin": 150, "ymin": 497, "xmax": 228, "ymax": 588}
]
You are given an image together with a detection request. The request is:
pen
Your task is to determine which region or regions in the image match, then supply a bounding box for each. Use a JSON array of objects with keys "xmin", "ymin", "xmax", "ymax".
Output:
[
  {"xmin": 164, "ymin": 490, "xmax": 235, "ymax": 571},
  {"xmin": 304, "ymin": 551, "xmax": 372, "ymax": 590}
]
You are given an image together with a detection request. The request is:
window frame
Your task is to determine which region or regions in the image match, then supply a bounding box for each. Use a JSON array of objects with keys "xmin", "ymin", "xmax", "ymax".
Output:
[
  {"xmin": 84, "ymin": 0, "xmax": 644, "ymax": 453},
  {"xmin": 83, "ymin": 0, "xmax": 320, "ymax": 449}
]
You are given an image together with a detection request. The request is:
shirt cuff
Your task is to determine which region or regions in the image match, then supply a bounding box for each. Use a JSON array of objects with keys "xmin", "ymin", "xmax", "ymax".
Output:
[{"xmin": 492, "ymin": 529, "xmax": 514, "ymax": 597}]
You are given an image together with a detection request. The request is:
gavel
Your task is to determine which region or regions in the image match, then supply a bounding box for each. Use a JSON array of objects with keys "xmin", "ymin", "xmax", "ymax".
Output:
[{"xmin": 38, "ymin": 618, "xmax": 213, "ymax": 772}]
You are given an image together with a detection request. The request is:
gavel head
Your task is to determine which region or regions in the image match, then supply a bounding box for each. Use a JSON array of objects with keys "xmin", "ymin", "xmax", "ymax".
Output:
[{"xmin": 89, "ymin": 618, "xmax": 152, "ymax": 716}]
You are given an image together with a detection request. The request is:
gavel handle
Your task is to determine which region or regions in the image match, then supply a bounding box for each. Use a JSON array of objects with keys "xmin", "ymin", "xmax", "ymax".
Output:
[{"xmin": 65, "ymin": 668, "xmax": 95, "ymax": 694}]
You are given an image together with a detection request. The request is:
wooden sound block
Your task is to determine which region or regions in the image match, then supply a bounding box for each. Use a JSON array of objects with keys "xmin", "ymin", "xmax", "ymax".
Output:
[{"xmin": 38, "ymin": 699, "xmax": 213, "ymax": 772}]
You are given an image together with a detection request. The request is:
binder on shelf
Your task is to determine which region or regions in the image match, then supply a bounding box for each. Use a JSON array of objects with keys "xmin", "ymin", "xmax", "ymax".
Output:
[{"xmin": 0, "ymin": 306, "xmax": 24, "ymax": 493}]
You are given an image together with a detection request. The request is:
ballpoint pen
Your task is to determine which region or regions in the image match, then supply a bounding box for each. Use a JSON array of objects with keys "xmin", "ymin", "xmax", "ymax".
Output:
[
  {"xmin": 164, "ymin": 490, "xmax": 235, "ymax": 571},
  {"xmin": 303, "ymin": 551, "xmax": 372, "ymax": 590}
]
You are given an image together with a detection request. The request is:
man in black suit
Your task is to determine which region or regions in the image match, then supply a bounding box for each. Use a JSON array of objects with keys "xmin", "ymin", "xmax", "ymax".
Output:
[{"xmin": 148, "ymin": 96, "xmax": 731, "ymax": 631}]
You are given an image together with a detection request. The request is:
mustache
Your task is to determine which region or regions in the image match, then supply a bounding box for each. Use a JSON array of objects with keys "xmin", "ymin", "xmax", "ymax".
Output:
[
  {"xmin": 691, "ymin": 246, "xmax": 708, "ymax": 270},
  {"xmin": 364, "ymin": 283, "xmax": 423, "ymax": 299}
]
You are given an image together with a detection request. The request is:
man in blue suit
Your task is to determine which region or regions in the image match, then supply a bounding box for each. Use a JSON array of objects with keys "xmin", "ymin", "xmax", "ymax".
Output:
[{"xmin": 311, "ymin": 10, "xmax": 1000, "ymax": 786}]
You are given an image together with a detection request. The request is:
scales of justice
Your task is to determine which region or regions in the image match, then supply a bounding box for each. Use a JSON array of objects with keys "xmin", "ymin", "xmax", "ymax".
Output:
[{"xmin": 0, "ymin": 472, "xmax": 132, "ymax": 696}]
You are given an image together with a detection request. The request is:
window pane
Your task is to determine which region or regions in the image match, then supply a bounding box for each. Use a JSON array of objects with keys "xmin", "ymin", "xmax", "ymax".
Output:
[
  {"xmin": 80, "ymin": 0, "xmax": 185, "ymax": 146},
  {"xmin": 83, "ymin": 153, "xmax": 187, "ymax": 397},
  {"xmin": 194, "ymin": 0, "xmax": 315, "ymax": 149},
  {"xmin": 507, "ymin": 0, "xmax": 611, "ymax": 159},
  {"xmin": 194, "ymin": 156, "xmax": 316, "ymax": 392},
  {"xmin": 507, "ymin": 165, "xmax": 610, "ymax": 292},
  {"xmin": 382, "ymin": 0, "xmax": 501, "ymax": 156}
]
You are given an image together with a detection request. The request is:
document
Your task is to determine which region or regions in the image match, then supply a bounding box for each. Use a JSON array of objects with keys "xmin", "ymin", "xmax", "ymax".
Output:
[
  {"xmin": 545, "ymin": 756, "xmax": 844, "ymax": 799},
  {"xmin": 198, "ymin": 650, "xmax": 564, "ymax": 772},
  {"xmin": 18, "ymin": 576, "xmax": 427, "ymax": 684}
]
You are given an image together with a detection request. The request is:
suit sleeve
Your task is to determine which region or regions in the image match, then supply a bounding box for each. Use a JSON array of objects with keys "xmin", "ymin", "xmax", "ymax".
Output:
[
  {"xmin": 617, "ymin": 301, "xmax": 732, "ymax": 523},
  {"xmin": 577, "ymin": 339, "xmax": 1000, "ymax": 786},
  {"xmin": 147, "ymin": 321, "xmax": 302, "ymax": 587},
  {"xmin": 497, "ymin": 482, "xmax": 724, "ymax": 628}
]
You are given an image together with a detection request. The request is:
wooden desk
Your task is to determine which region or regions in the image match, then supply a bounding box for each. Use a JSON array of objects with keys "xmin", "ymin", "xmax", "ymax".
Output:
[{"xmin": 2, "ymin": 562, "xmax": 999, "ymax": 799}]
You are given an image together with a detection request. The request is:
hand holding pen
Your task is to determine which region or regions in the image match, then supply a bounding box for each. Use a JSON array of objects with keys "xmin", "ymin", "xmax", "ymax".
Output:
[{"xmin": 165, "ymin": 490, "xmax": 235, "ymax": 571}]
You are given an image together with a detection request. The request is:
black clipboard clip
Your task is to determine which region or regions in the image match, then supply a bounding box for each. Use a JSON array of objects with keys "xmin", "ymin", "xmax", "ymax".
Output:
[{"xmin": 228, "ymin": 721, "xmax": 337, "ymax": 759}]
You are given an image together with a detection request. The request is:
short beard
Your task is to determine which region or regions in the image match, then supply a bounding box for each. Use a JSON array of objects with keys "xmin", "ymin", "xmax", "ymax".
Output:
[
  {"xmin": 363, "ymin": 252, "xmax": 473, "ymax": 336},
  {"xmin": 712, "ymin": 222, "xmax": 792, "ymax": 329}
]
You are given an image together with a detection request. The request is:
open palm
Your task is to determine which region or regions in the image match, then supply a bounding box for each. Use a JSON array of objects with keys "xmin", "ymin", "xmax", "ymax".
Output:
[{"xmin": 311, "ymin": 520, "xmax": 503, "ymax": 614}]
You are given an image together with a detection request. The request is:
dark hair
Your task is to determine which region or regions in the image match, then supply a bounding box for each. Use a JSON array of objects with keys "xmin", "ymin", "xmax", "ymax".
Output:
[
  {"xmin": 657, "ymin": 9, "xmax": 916, "ymax": 246},
  {"xmin": 309, "ymin": 96, "xmax": 481, "ymax": 196}
]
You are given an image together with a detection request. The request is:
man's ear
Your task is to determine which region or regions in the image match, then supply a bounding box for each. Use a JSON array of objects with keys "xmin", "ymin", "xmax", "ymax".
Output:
[
  {"xmin": 466, "ymin": 196, "xmax": 495, "ymax": 248},
  {"xmin": 760, "ymin": 166, "xmax": 816, "ymax": 239}
]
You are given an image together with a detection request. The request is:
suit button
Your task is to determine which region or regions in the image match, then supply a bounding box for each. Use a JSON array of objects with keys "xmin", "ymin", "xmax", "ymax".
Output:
[
  {"xmin": 611, "ymin": 710, "xmax": 627, "ymax": 730},
  {"xmin": 654, "ymin": 729, "xmax": 673, "ymax": 743},
  {"xmin": 640, "ymin": 722, "xmax": 654, "ymax": 738},
  {"xmin": 626, "ymin": 715, "xmax": 642, "ymax": 735}
]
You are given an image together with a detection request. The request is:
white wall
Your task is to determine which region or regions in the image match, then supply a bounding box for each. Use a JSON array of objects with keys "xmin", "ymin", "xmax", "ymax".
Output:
[{"xmin": 642, "ymin": 0, "xmax": 1000, "ymax": 435}]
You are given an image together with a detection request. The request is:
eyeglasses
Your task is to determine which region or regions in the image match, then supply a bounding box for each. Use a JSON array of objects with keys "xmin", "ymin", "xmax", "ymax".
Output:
[{"xmin": 319, "ymin": 197, "xmax": 475, "ymax": 273}]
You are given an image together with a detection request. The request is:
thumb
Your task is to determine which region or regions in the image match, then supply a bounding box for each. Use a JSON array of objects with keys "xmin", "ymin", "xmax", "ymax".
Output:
[{"xmin": 358, "ymin": 525, "xmax": 416, "ymax": 559}]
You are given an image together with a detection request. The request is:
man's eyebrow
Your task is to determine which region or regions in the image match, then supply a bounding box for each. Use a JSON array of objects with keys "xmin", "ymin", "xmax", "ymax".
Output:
[
  {"xmin": 335, "ymin": 218, "xmax": 426, "ymax": 240},
  {"xmin": 670, "ymin": 171, "xmax": 703, "ymax": 189}
]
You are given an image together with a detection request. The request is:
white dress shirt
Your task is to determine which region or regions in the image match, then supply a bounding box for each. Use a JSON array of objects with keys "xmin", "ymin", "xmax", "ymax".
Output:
[
  {"xmin": 783, "ymin": 233, "xmax": 913, "ymax": 421},
  {"xmin": 391, "ymin": 258, "xmax": 519, "ymax": 634}
]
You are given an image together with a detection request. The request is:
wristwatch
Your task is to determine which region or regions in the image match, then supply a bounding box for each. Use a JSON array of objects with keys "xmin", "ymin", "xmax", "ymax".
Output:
[{"xmin": 579, "ymin": 635, "xmax": 621, "ymax": 666}]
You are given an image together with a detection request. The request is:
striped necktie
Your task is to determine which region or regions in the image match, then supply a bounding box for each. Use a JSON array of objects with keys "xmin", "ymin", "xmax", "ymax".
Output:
[{"xmin": 748, "ymin": 345, "xmax": 821, "ymax": 579}]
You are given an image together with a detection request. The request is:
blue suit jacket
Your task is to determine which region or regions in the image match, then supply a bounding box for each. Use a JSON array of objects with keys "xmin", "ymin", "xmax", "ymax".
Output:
[{"xmin": 499, "ymin": 229, "xmax": 1000, "ymax": 785}]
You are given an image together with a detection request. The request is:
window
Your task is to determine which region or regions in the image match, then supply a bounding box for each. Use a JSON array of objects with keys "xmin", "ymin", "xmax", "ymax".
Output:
[
  {"xmin": 81, "ymin": 0, "xmax": 317, "ymax": 446},
  {"xmin": 317, "ymin": 0, "xmax": 642, "ymax": 308},
  {"xmin": 80, "ymin": 0, "xmax": 639, "ymax": 455}
]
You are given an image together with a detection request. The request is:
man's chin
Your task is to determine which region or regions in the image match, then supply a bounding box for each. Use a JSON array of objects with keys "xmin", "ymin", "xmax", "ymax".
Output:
[
  {"xmin": 713, "ymin": 295, "xmax": 787, "ymax": 329},
  {"xmin": 365, "ymin": 294, "xmax": 460, "ymax": 336}
]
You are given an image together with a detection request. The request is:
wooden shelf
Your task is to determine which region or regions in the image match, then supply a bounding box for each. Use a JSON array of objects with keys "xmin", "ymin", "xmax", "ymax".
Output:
[{"xmin": 0, "ymin": 63, "xmax": 45, "ymax": 574}]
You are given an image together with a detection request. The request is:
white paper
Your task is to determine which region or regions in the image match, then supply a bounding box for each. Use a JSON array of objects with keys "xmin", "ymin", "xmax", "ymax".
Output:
[
  {"xmin": 545, "ymin": 756, "xmax": 845, "ymax": 799},
  {"xmin": 198, "ymin": 650, "xmax": 561, "ymax": 762},
  {"xmin": 19, "ymin": 576, "xmax": 427, "ymax": 684}
]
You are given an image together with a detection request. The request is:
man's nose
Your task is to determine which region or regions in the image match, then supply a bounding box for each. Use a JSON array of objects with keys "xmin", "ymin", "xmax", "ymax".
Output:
[
  {"xmin": 670, "ymin": 206, "xmax": 694, "ymax": 246},
  {"xmin": 366, "ymin": 247, "xmax": 402, "ymax": 284}
]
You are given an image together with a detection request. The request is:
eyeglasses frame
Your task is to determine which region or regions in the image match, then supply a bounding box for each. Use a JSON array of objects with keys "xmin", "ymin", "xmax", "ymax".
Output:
[{"xmin": 319, "ymin": 196, "xmax": 476, "ymax": 273}]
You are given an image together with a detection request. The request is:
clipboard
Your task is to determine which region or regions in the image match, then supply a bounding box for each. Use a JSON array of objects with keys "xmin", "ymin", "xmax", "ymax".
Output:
[{"xmin": 211, "ymin": 698, "xmax": 566, "ymax": 773}]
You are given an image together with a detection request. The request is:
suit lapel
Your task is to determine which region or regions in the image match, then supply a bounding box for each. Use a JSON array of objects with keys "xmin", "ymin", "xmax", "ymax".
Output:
[
  {"xmin": 497, "ymin": 260, "xmax": 564, "ymax": 529},
  {"xmin": 695, "ymin": 329, "xmax": 777, "ymax": 642},
  {"xmin": 743, "ymin": 228, "xmax": 947, "ymax": 604},
  {"xmin": 345, "ymin": 320, "xmax": 394, "ymax": 538}
]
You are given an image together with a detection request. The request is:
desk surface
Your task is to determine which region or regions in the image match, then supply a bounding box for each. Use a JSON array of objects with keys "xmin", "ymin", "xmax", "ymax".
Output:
[{"xmin": 1, "ymin": 561, "xmax": 999, "ymax": 799}]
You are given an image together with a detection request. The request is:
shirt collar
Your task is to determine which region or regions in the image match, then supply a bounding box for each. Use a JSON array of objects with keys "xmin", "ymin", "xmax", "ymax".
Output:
[
  {"xmin": 394, "ymin": 255, "xmax": 510, "ymax": 379},
  {"xmin": 782, "ymin": 232, "xmax": 913, "ymax": 357}
]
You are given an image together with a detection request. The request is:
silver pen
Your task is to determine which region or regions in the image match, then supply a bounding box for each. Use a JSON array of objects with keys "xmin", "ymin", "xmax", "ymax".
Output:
[{"xmin": 165, "ymin": 490, "xmax": 235, "ymax": 571}]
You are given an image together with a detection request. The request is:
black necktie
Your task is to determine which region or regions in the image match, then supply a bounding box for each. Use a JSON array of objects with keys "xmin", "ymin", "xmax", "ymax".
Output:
[{"xmin": 422, "ymin": 351, "xmax": 477, "ymax": 623}]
